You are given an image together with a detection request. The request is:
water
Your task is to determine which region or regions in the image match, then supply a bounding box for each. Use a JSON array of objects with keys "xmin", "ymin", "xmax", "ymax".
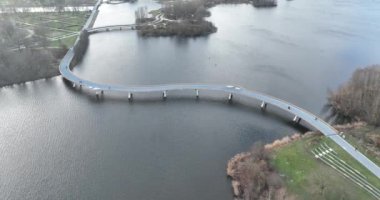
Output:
[{"xmin": 1, "ymin": 0, "xmax": 380, "ymax": 199}]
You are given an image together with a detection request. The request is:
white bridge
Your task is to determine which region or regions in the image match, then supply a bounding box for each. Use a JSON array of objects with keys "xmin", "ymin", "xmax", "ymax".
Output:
[{"xmin": 59, "ymin": 0, "xmax": 380, "ymax": 178}]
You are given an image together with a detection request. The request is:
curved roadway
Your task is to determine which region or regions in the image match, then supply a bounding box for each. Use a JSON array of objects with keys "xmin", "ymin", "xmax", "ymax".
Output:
[{"xmin": 59, "ymin": 0, "xmax": 380, "ymax": 178}]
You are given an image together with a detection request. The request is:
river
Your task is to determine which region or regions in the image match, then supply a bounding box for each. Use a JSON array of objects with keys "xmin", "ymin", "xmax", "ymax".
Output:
[{"xmin": 1, "ymin": 0, "xmax": 380, "ymax": 199}]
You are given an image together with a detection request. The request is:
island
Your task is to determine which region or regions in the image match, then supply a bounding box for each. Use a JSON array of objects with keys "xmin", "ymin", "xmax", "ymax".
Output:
[{"xmin": 135, "ymin": 0, "xmax": 277, "ymax": 37}]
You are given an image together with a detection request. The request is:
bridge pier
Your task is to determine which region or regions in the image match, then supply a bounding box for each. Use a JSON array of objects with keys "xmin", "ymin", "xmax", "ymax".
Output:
[
  {"xmin": 260, "ymin": 101, "xmax": 267, "ymax": 111},
  {"xmin": 228, "ymin": 93, "xmax": 233, "ymax": 102},
  {"xmin": 128, "ymin": 92, "xmax": 133, "ymax": 101},
  {"xmin": 195, "ymin": 89, "xmax": 199, "ymax": 99},
  {"xmin": 163, "ymin": 91, "xmax": 167, "ymax": 100},
  {"xmin": 95, "ymin": 90, "xmax": 100, "ymax": 99},
  {"xmin": 101, "ymin": 90, "xmax": 104, "ymax": 95},
  {"xmin": 293, "ymin": 115, "xmax": 302, "ymax": 124},
  {"xmin": 72, "ymin": 83, "xmax": 76, "ymax": 88}
]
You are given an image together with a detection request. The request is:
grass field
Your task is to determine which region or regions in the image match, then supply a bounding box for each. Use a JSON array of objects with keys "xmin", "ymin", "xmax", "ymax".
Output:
[
  {"xmin": 271, "ymin": 133, "xmax": 380, "ymax": 200},
  {"xmin": 343, "ymin": 125, "xmax": 380, "ymax": 166},
  {"xmin": 0, "ymin": 0, "xmax": 97, "ymax": 6},
  {"xmin": 4, "ymin": 11, "xmax": 89, "ymax": 48}
]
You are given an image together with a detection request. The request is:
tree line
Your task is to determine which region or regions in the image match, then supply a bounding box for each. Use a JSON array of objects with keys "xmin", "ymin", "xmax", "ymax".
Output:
[{"xmin": 0, "ymin": 17, "xmax": 67, "ymax": 87}]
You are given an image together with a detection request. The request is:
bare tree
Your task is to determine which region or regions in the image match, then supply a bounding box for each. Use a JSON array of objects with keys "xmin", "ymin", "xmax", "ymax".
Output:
[
  {"xmin": 34, "ymin": 25, "xmax": 50, "ymax": 48},
  {"xmin": 326, "ymin": 65, "xmax": 380, "ymax": 125},
  {"xmin": 135, "ymin": 6, "xmax": 149, "ymax": 23}
]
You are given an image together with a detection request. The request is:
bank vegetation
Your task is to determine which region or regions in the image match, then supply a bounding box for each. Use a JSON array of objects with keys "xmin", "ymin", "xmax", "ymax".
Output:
[
  {"xmin": 228, "ymin": 129, "xmax": 380, "ymax": 200},
  {"xmin": 136, "ymin": 0, "xmax": 277, "ymax": 37},
  {"xmin": 326, "ymin": 65, "xmax": 380, "ymax": 125},
  {"xmin": 227, "ymin": 142, "xmax": 295, "ymax": 200}
]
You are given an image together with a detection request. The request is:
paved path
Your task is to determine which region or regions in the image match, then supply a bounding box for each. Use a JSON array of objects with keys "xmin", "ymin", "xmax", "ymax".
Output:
[
  {"xmin": 313, "ymin": 144, "xmax": 380, "ymax": 199},
  {"xmin": 59, "ymin": 0, "xmax": 380, "ymax": 179}
]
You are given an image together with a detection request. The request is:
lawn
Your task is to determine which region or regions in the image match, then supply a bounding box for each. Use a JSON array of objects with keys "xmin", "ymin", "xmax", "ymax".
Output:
[
  {"xmin": 271, "ymin": 133, "xmax": 380, "ymax": 200},
  {"xmin": 342, "ymin": 125, "xmax": 380, "ymax": 166},
  {"xmin": 0, "ymin": 0, "xmax": 97, "ymax": 6},
  {"xmin": 5, "ymin": 11, "xmax": 89, "ymax": 47}
]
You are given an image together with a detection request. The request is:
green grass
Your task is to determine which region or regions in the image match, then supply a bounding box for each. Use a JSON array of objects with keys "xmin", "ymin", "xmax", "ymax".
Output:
[
  {"xmin": 50, "ymin": 36, "xmax": 77, "ymax": 47},
  {"xmin": 343, "ymin": 125, "xmax": 380, "ymax": 166},
  {"xmin": 0, "ymin": 0, "xmax": 97, "ymax": 6},
  {"xmin": 6, "ymin": 12, "xmax": 89, "ymax": 48},
  {"xmin": 149, "ymin": 9, "xmax": 161, "ymax": 17},
  {"xmin": 271, "ymin": 134, "xmax": 380, "ymax": 200},
  {"xmin": 323, "ymin": 136, "xmax": 380, "ymax": 189}
]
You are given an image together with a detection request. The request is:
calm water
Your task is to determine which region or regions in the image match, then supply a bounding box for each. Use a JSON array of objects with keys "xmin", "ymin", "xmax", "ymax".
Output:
[{"xmin": 1, "ymin": 0, "xmax": 380, "ymax": 199}]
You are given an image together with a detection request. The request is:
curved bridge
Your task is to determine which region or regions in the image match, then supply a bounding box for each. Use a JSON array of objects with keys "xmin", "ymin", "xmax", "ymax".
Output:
[{"xmin": 59, "ymin": 0, "xmax": 380, "ymax": 178}]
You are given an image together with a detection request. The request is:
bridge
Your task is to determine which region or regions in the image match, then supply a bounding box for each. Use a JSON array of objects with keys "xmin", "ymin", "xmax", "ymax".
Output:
[
  {"xmin": 87, "ymin": 24, "xmax": 136, "ymax": 33},
  {"xmin": 59, "ymin": 0, "xmax": 380, "ymax": 178}
]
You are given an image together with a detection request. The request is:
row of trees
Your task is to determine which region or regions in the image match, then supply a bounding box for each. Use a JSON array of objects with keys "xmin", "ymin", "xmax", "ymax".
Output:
[
  {"xmin": 326, "ymin": 65, "xmax": 380, "ymax": 125},
  {"xmin": 134, "ymin": 6, "xmax": 150, "ymax": 23},
  {"xmin": 252, "ymin": 0, "xmax": 277, "ymax": 7},
  {"xmin": 0, "ymin": 17, "xmax": 67, "ymax": 86},
  {"xmin": 72, "ymin": 29, "xmax": 89, "ymax": 65},
  {"xmin": 138, "ymin": 20, "xmax": 217, "ymax": 37},
  {"xmin": 0, "ymin": 47, "xmax": 57, "ymax": 86}
]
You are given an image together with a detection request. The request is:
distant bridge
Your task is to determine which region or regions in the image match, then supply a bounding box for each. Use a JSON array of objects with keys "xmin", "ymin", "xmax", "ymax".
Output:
[
  {"xmin": 59, "ymin": 0, "xmax": 380, "ymax": 178},
  {"xmin": 87, "ymin": 24, "xmax": 136, "ymax": 33}
]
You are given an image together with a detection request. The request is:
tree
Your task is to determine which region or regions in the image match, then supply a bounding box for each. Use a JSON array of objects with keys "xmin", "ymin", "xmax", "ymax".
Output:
[
  {"xmin": 54, "ymin": 0, "xmax": 66, "ymax": 12},
  {"xmin": 34, "ymin": 25, "xmax": 49, "ymax": 48},
  {"xmin": 135, "ymin": 6, "xmax": 148, "ymax": 23},
  {"xmin": 326, "ymin": 65, "xmax": 380, "ymax": 125}
]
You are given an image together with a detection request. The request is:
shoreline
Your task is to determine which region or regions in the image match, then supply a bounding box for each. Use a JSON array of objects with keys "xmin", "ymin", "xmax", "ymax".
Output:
[
  {"xmin": 227, "ymin": 133, "xmax": 305, "ymax": 199},
  {"xmin": 226, "ymin": 122, "xmax": 379, "ymax": 200},
  {"xmin": 0, "ymin": 47, "xmax": 68, "ymax": 87}
]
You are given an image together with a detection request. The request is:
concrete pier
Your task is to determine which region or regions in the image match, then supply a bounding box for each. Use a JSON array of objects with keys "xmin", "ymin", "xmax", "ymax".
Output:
[
  {"xmin": 293, "ymin": 115, "xmax": 302, "ymax": 123},
  {"xmin": 261, "ymin": 101, "xmax": 267, "ymax": 110},
  {"xmin": 195, "ymin": 89, "xmax": 199, "ymax": 99},
  {"xmin": 128, "ymin": 92, "xmax": 133, "ymax": 101},
  {"xmin": 163, "ymin": 91, "xmax": 167, "ymax": 100},
  {"xmin": 228, "ymin": 93, "xmax": 233, "ymax": 102}
]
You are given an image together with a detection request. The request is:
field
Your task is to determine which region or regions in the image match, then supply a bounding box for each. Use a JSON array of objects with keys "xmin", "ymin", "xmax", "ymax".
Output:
[
  {"xmin": 0, "ymin": 11, "xmax": 90, "ymax": 86},
  {"xmin": 4, "ymin": 11, "xmax": 89, "ymax": 48},
  {"xmin": 0, "ymin": 0, "xmax": 96, "ymax": 6},
  {"xmin": 271, "ymin": 133, "xmax": 380, "ymax": 200},
  {"xmin": 343, "ymin": 125, "xmax": 380, "ymax": 166}
]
